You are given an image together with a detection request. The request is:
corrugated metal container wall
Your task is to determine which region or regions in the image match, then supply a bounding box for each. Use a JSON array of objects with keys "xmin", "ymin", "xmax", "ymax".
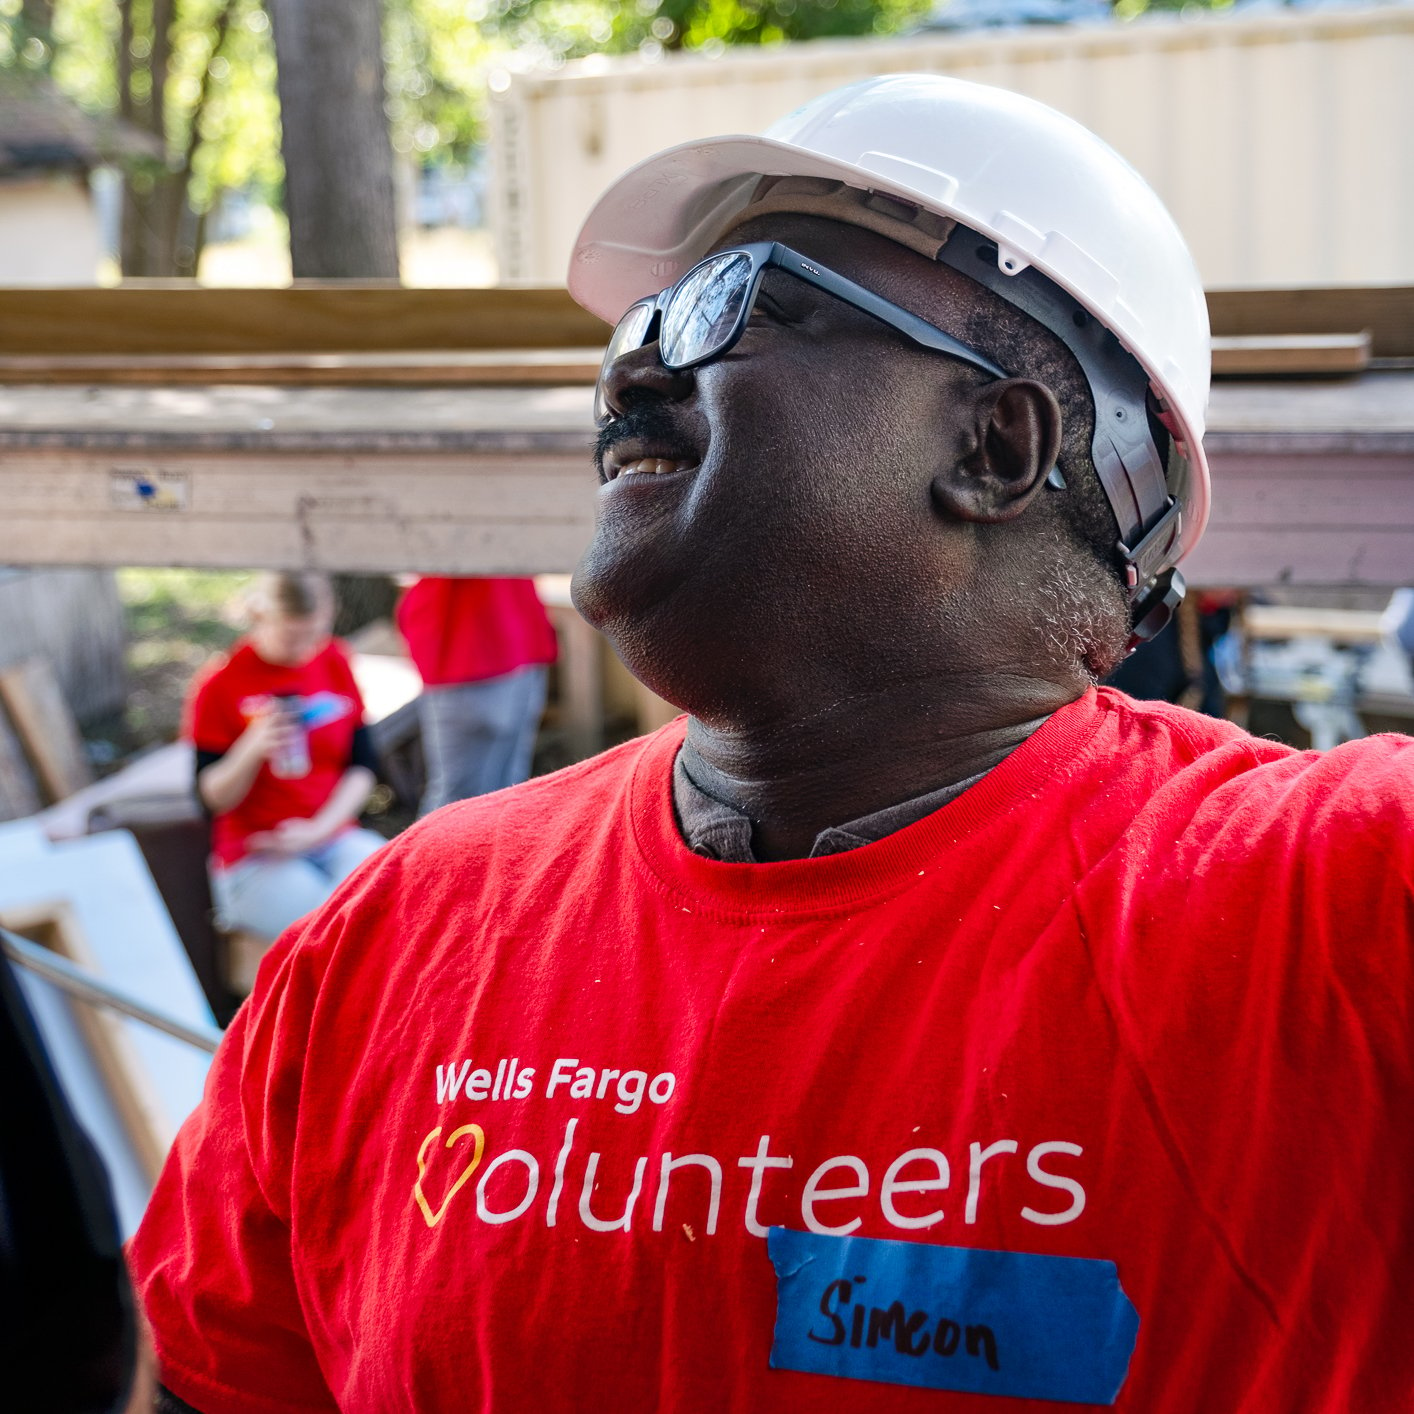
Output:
[
  {"xmin": 0, "ymin": 569, "xmax": 127, "ymax": 723},
  {"xmin": 489, "ymin": 5, "xmax": 1414, "ymax": 291}
]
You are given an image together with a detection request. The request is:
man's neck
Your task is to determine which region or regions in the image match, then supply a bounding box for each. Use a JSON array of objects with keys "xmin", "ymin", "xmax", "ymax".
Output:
[{"xmin": 681, "ymin": 675, "xmax": 1078, "ymax": 862}]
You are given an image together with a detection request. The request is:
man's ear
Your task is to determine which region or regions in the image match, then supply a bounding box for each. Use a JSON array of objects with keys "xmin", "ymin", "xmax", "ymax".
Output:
[{"xmin": 930, "ymin": 378, "xmax": 1063, "ymax": 524}]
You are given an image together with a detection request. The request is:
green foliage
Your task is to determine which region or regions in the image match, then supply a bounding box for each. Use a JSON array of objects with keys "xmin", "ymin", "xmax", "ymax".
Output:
[
  {"xmin": 608, "ymin": 0, "xmax": 935, "ymax": 53},
  {"xmin": 10, "ymin": 0, "xmax": 281, "ymax": 208},
  {"xmin": 387, "ymin": 0, "xmax": 935, "ymax": 165},
  {"xmin": 385, "ymin": 0, "xmax": 494, "ymax": 160},
  {"xmin": 118, "ymin": 566, "xmax": 250, "ymax": 648},
  {"xmin": 0, "ymin": 0, "xmax": 59, "ymax": 72},
  {"xmin": 117, "ymin": 567, "xmax": 248, "ymax": 749},
  {"xmin": 182, "ymin": 0, "xmax": 280, "ymax": 206},
  {"xmin": 1114, "ymin": 0, "xmax": 1233, "ymax": 16},
  {"xmin": 49, "ymin": 0, "xmax": 118, "ymax": 106}
]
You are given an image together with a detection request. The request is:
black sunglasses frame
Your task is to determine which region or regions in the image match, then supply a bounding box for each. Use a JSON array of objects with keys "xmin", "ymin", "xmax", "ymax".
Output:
[{"xmin": 594, "ymin": 241, "xmax": 1009, "ymax": 425}]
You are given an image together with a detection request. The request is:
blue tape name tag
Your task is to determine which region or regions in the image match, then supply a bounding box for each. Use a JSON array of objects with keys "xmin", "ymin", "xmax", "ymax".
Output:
[{"xmin": 768, "ymin": 1228, "xmax": 1139, "ymax": 1405}]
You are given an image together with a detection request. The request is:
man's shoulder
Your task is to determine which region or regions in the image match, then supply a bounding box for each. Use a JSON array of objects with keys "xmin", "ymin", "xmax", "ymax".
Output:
[
  {"xmin": 1093, "ymin": 686, "xmax": 1414, "ymax": 841},
  {"xmin": 1093, "ymin": 687, "xmax": 1257, "ymax": 760},
  {"xmin": 1096, "ymin": 684, "xmax": 1410, "ymax": 772}
]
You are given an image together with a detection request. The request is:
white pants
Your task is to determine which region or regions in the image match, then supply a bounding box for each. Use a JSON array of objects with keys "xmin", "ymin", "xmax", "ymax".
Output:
[{"xmin": 209, "ymin": 827, "xmax": 386, "ymax": 941}]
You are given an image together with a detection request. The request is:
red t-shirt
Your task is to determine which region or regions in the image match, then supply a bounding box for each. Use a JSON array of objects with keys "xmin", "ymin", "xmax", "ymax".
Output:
[
  {"xmin": 184, "ymin": 639, "xmax": 365, "ymax": 867},
  {"xmin": 131, "ymin": 689, "xmax": 1414, "ymax": 1412},
  {"xmin": 396, "ymin": 577, "xmax": 558, "ymax": 687}
]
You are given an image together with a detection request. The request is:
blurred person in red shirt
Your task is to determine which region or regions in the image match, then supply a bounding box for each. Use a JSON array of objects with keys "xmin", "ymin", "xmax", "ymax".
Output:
[
  {"xmin": 396, "ymin": 576, "xmax": 558, "ymax": 814},
  {"xmin": 185, "ymin": 572, "xmax": 385, "ymax": 940}
]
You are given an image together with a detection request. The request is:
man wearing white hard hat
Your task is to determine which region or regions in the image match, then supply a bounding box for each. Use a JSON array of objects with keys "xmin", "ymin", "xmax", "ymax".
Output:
[{"xmin": 131, "ymin": 76, "xmax": 1414, "ymax": 1413}]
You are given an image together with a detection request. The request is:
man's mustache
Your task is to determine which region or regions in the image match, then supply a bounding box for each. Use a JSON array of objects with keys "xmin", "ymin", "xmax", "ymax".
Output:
[{"xmin": 593, "ymin": 400, "xmax": 694, "ymax": 484}]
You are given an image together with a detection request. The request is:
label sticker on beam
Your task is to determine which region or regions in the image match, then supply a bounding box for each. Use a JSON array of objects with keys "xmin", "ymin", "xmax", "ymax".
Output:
[
  {"xmin": 767, "ymin": 1227, "xmax": 1139, "ymax": 1405},
  {"xmin": 110, "ymin": 469, "xmax": 190, "ymax": 512}
]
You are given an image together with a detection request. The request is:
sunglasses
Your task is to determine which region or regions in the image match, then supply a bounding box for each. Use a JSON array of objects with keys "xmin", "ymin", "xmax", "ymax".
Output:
[{"xmin": 594, "ymin": 241, "xmax": 1009, "ymax": 426}]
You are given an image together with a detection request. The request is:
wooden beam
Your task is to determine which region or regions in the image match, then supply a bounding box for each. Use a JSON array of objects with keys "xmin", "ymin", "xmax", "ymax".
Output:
[
  {"xmin": 1207, "ymin": 286, "xmax": 1414, "ymax": 359},
  {"xmin": 0, "ymin": 284, "xmax": 1408, "ymax": 363},
  {"xmin": 0, "ymin": 659, "xmax": 95, "ymax": 802},
  {"xmin": 1242, "ymin": 606, "xmax": 1386, "ymax": 643},
  {"xmin": 0, "ymin": 375, "xmax": 1409, "ymax": 587},
  {"xmin": 0, "ymin": 285, "xmax": 610, "ymax": 357},
  {"xmin": 0, "ymin": 349, "xmax": 604, "ymax": 386},
  {"xmin": 223, "ymin": 929, "xmax": 273, "ymax": 996},
  {"xmin": 0, "ymin": 381, "xmax": 596, "ymax": 448},
  {"xmin": 0, "ymin": 712, "xmax": 42, "ymax": 822},
  {"xmin": 1211, "ymin": 332, "xmax": 1370, "ymax": 378},
  {"xmin": 0, "ymin": 449, "xmax": 597, "ymax": 575}
]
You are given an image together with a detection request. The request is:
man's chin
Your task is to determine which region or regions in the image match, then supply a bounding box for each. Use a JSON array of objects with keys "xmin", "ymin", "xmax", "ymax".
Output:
[
  {"xmin": 571, "ymin": 539, "xmax": 705, "ymax": 711},
  {"xmin": 571, "ymin": 530, "xmax": 679, "ymax": 638}
]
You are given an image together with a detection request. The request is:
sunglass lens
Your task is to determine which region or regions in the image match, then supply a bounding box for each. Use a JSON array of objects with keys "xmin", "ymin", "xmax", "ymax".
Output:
[
  {"xmin": 660, "ymin": 252, "xmax": 752, "ymax": 368},
  {"xmin": 594, "ymin": 301, "xmax": 655, "ymax": 424}
]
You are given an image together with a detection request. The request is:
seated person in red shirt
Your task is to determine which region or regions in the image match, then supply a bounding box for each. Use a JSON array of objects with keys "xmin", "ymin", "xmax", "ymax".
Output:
[
  {"xmin": 186, "ymin": 572, "xmax": 385, "ymax": 941},
  {"xmin": 396, "ymin": 576, "xmax": 558, "ymax": 815}
]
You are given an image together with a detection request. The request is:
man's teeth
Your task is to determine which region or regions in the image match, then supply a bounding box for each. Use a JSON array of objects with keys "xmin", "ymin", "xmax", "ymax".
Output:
[{"xmin": 616, "ymin": 457, "xmax": 691, "ymax": 478}]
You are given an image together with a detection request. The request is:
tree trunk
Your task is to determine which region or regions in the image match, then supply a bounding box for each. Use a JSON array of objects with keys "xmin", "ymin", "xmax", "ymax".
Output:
[
  {"xmin": 118, "ymin": 0, "xmax": 175, "ymax": 276},
  {"xmin": 117, "ymin": 0, "xmax": 234, "ymax": 277},
  {"xmin": 266, "ymin": 0, "xmax": 400, "ymax": 280},
  {"xmin": 269, "ymin": 0, "xmax": 401, "ymax": 615}
]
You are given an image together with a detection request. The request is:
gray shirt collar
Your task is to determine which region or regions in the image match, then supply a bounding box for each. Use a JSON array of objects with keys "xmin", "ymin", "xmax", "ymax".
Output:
[{"xmin": 671, "ymin": 740, "xmax": 988, "ymax": 864}]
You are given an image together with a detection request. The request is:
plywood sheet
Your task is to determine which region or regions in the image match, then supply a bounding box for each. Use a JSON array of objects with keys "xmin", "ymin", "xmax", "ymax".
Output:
[
  {"xmin": 0, "ymin": 658, "xmax": 93, "ymax": 802},
  {"xmin": 0, "ymin": 829, "xmax": 214, "ymax": 1236},
  {"xmin": 0, "ymin": 709, "xmax": 42, "ymax": 821},
  {"xmin": 1208, "ymin": 286, "xmax": 1414, "ymax": 359},
  {"xmin": 1210, "ymin": 332, "xmax": 1370, "ymax": 377},
  {"xmin": 1185, "ymin": 529, "xmax": 1414, "ymax": 588},
  {"xmin": 0, "ymin": 285, "xmax": 609, "ymax": 356},
  {"xmin": 3, "ymin": 902, "xmax": 170, "ymax": 1183}
]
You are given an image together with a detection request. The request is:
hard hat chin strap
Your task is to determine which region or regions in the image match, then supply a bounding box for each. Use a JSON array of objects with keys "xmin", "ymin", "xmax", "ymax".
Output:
[
  {"xmin": 932, "ymin": 232, "xmax": 1183, "ymax": 602},
  {"xmin": 1126, "ymin": 567, "xmax": 1186, "ymax": 655}
]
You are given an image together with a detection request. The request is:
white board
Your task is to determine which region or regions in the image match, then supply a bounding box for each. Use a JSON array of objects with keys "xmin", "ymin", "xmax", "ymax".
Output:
[{"xmin": 0, "ymin": 823, "xmax": 215, "ymax": 1235}]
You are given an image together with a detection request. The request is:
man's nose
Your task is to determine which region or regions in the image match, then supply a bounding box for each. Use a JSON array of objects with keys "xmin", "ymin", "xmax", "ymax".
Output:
[{"xmin": 598, "ymin": 341, "xmax": 696, "ymax": 422}]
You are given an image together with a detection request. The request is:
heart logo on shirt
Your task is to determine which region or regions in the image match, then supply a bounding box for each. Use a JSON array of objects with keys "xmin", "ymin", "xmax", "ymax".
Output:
[{"xmin": 413, "ymin": 1123, "xmax": 485, "ymax": 1229}]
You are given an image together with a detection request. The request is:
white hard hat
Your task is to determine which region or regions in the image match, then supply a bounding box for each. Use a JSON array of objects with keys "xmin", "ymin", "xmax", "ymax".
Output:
[{"xmin": 570, "ymin": 73, "xmax": 1212, "ymax": 603}]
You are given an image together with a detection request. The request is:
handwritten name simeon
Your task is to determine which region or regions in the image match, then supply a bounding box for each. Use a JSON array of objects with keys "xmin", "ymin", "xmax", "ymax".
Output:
[{"xmin": 809, "ymin": 1275, "xmax": 1000, "ymax": 1370}]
